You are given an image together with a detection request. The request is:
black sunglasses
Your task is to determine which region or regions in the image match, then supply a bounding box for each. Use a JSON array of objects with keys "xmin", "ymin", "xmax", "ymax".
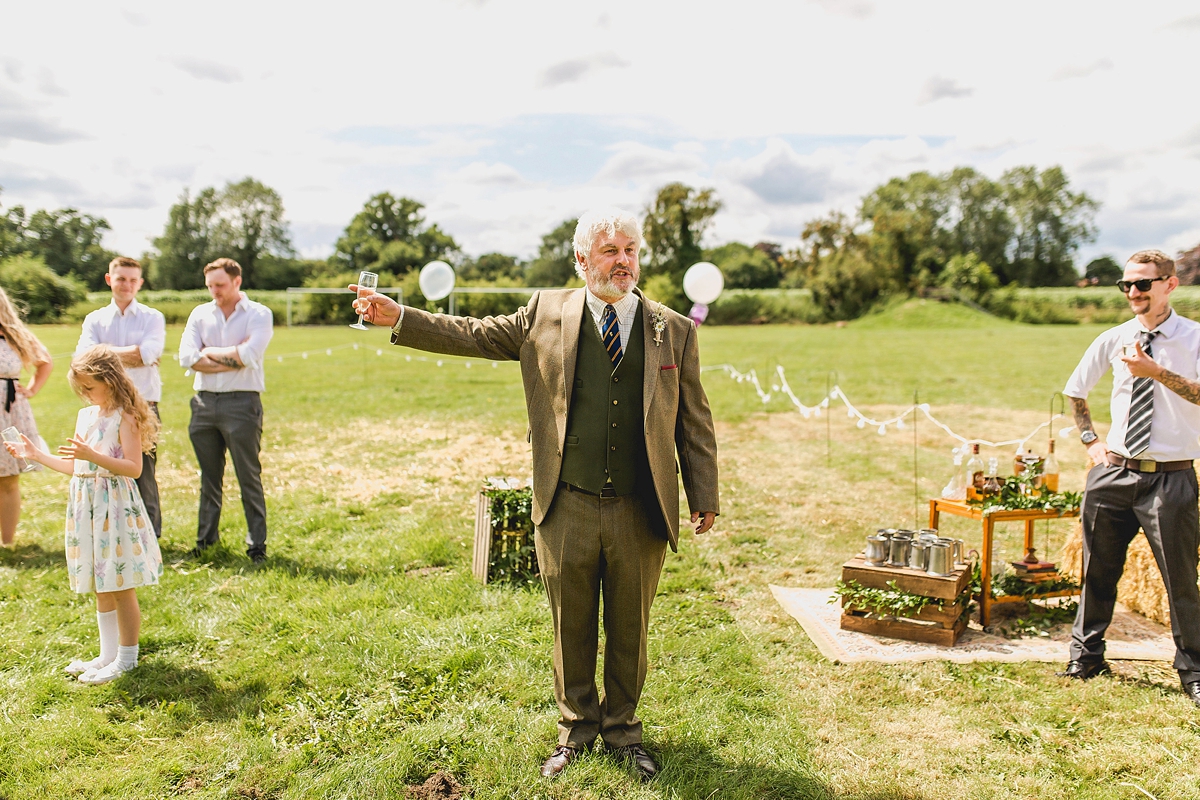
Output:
[{"xmin": 1116, "ymin": 276, "xmax": 1170, "ymax": 293}]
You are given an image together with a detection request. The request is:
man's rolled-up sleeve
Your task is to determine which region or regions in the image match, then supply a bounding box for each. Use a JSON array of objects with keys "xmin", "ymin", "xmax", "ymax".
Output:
[
  {"xmin": 235, "ymin": 306, "xmax": 274, "ymax": 369},
  {"xmin": 140, "ymin": 311, "xmax": 166, "ymax": 367},
  {"xmin": 177, "ymin": 312, "xmax": 203, "ymax": 369}
]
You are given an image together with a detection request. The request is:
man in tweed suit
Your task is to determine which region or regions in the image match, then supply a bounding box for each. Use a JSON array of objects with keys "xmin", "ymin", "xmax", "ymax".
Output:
[{"xmin": 354, "ymin": 208, "xmax": 719, "ymax": 781}]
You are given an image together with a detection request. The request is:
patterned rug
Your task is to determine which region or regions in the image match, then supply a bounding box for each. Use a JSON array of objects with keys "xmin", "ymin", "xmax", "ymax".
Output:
[{"xmin": 771, "ymin": 585, "xmax": 1176, "ymax": 664}]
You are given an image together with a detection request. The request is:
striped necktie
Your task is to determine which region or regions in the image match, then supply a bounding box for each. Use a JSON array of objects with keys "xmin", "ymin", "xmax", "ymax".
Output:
[
  {"xmin": 1124, "ymin": 330, "xmax": 1159, "ymax": 458},
  {"xmin": 601, "ymin": 304, "xmax": 623, "ymax": 366}
]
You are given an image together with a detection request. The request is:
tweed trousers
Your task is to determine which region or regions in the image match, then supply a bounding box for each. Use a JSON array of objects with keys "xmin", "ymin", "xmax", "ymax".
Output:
[{"xmin": 535, "ymin": 483, "xmax": 668, "ymax": 749}]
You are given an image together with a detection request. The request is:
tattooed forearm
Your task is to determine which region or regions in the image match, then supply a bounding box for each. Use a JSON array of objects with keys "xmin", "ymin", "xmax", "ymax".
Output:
[
  {"xmin": 212, "ymin": 355, "xmax": 241, "ymax": 368},
  {"xmin": 1068, "ymin": 396, "xmax": 1094, "ymax": 434},
  {"xmin": 1157, "ymin": 369, "xmax": 1200, "ymax": 405}
]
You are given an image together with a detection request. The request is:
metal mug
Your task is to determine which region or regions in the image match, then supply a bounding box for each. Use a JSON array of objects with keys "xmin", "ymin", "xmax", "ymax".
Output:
[
  {"xmin": 908, "ymin": 540, "xmax": 930, "ymax": 571},
  {"xmin": 927, "ymin": 541, "xmax": 955, "ymax": 576},
  {"xmin": 918, "ymin": 528, "xmax": 939, "ymax": 543},
  {"xmin": 865, "ymin": 533, "xmax": 889, "ymax": 566},
  {"xmin": 887, "ymin": 535, "xmax": 911, "ymax": 568}
]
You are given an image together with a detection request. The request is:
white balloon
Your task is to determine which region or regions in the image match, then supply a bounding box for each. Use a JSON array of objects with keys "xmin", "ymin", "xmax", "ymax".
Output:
[
  {"xmin": 419, "ymin": 260, "xmax": 456, "ymax": 301},
  {"xmin": 683, "ymin": 262, "xmax": 724, "ymax": 304}
]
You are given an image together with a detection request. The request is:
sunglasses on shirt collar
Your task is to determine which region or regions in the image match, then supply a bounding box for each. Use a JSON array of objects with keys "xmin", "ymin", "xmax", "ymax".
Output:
[{"xmin": 1116, "ymin": 276, "xmax": 1170, "ymax": 293}]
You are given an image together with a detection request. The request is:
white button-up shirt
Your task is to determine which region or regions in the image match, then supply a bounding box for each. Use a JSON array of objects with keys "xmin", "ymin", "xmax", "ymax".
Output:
[
  {"xmin": 76, "ymin": 298, "xmax": 166, "ymax": 403},
  {"xmin": 178, "ymin": 294, "xmax": 274, "ymax": 393},
  {"xmin": 584, "ymin": 288, "xmax": 640, "ymax": 352},
  {"xmin": 1063, "ymin": 310, "xmax": 1200, "ymax": 461}
]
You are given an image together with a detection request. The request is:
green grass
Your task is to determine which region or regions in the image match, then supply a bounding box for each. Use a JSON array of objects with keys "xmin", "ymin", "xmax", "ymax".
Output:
[{"xmin": 2, "ymin": 307, "xmax": 1195, "ymax": 799}]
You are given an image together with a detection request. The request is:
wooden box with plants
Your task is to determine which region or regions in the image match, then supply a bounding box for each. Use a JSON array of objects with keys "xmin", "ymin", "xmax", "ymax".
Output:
[
  {"xmin": 472, "ymin": 478, "xmax": 540, "ymax": 586},
  {"xmin": 836, "ymin": 557, "xmax": 972, "ymax": 646}
]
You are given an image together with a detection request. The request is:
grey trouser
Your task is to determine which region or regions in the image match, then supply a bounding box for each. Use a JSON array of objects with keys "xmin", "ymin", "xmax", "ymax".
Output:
[
  {"xmin": 135, "ymin": 403, "xmax": 162, "ymax": 539},
  {"xmin": 534, "ymin": 483, "xmax": 668, "ymax": 750},
  {"xmin": 188, "ymin": 391, "xmax": 267, "ymax": 556},
  {"xmin": 1071, "ymin": 462, "xmax": 1200, "ymax": 680}
]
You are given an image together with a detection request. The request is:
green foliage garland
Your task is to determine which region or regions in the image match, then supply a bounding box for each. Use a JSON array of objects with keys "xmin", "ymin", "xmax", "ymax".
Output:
[{"xmin": 968, "ymin": 468, "xmax": 1081, "ymax": 516}]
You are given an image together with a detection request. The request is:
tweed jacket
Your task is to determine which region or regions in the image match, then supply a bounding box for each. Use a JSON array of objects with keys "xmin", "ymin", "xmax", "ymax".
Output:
[{"xmin": 390, "ymin": 287, "xmax": 719, "ymax": 550}]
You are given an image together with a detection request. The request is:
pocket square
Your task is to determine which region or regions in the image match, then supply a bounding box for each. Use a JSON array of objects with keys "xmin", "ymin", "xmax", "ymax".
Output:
[{"xmin": 660, "ymin": 364, "xmax": 677, "ymax": 370}]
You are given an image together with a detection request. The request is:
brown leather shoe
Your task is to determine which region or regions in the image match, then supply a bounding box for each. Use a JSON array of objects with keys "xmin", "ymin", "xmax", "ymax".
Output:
[
  {"xmin": 613, "ymin": 744, "xmax": 658, "ymax": 782},
  {"xmin": 1055, "ymin": 659, "xmax": 1111, "ymax": 680},
  {"xmin": 540, "ymin": 745, "xmax": 579, "ymax": 779}
]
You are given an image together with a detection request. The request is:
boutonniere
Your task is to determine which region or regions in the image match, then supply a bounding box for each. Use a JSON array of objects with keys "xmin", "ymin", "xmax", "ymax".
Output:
[{"xmin": 651, "ymin": 304, "xmax": 667, "ymax": 347}]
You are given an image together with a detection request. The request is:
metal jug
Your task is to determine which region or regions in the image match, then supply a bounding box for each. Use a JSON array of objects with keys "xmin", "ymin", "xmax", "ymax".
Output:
[
  {"xmin": 908, "ymin": 540, "xmax": 930, "ymax": 571},
  {"xmin": 927, "ymin": 541, "xmax": 954, "ymax": 576},
  {"xmin": 887, "ymin": 534, "xmax": 912, "ymax": 568},
  {"xmin": 865, "ymin": 533, "xmax": 889, "ymax": 566}
]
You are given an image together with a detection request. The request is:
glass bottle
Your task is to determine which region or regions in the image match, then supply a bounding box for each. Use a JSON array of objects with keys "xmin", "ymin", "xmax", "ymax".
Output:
[
  {"xmin": 941, "ymin": 450, "xmax": 967, "ymax": 500},
  {"xmin": 965, "ymin": 444, "xmax": 985, "ymax": 501},
  {"xmin": 982, "ymin": 457, "xmax": 1003, "ymax": 499},
  {"xmin": 1042, "ymin": 439, "xmax": 1060, "ymax": 492}
]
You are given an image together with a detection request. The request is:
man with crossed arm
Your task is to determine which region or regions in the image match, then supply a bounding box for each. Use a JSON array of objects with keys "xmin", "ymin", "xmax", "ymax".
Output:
[
  {"xmin": 178, "ymin": 258, "xmax": 274, "ymax": 564},
  {"xmin": 1061, "ymin": 248, "xmax": 1200, "ymax": 708}
]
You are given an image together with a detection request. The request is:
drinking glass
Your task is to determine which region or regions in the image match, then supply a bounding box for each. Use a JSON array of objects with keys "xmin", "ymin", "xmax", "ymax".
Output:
[
  {"xmin": 350, "ymin": 271, "xmax": 379, "ymax": 330},
  {"xmin": 1, "ymin": 426, "xmax": 36, "ymax": 473}
]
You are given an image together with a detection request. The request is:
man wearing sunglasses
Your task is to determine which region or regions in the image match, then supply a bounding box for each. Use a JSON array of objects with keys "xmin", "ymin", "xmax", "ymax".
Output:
[{"xmin": 1061, "ymin": 249, "xmax": 1200, "ymax": 708}]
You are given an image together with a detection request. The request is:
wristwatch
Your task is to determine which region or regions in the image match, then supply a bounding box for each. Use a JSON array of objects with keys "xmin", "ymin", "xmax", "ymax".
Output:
[{"xmin": 1080, "ymin": 430, "xmax": 1098, "ymax": 446}]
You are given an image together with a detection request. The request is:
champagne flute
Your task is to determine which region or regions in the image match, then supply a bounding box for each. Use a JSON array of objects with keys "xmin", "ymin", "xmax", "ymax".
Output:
[
  {"xmin": 350, "ymin": 271, "xmax": 379, "ymax": 330},
  {"xmin": 1, "ymin": 427, "xmax": 36, "ymax": 473}
]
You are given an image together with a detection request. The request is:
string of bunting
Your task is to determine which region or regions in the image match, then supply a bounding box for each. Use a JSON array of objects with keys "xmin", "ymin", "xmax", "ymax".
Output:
[{"xmin": 702, "ymin": 363, "xmax": 1075, "ymax": 453}]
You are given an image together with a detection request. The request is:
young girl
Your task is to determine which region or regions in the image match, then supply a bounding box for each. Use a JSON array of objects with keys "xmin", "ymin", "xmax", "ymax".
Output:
[
  {"xmin": 5, "ymin": 345, "xmax": 164, "ymax": 684},
  {"xmin": 0, "ymin": 287, "xmax": 53, "ymax": 546}
]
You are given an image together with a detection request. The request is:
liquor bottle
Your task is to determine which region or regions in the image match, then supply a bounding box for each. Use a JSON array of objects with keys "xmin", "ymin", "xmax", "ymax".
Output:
[
  {"xmin": 982, "ymin": 457, "xmax": 1003, "ymax": 499},
  {"xmin": 941, "ymin": 450, "xmax": 967, "ymax": 500},
  {"xmin": 1042, "ymin": 439, "xmax": 1060, "ymax": 492},
  {"xmin": 965, "ymin": 444, "xmax": 985, "ymax": 501}
]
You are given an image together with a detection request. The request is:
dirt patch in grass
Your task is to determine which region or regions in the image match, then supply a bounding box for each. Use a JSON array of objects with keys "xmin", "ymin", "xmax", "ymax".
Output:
[{"xmin": 406, "ymin": 771, "xmax": 469, "ymax": 799}]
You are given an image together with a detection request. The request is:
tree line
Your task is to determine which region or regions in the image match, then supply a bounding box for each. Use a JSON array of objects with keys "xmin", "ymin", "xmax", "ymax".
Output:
[{"xmin": 1, "ymin": 163, "xmax": 1125, "ymax": 322}]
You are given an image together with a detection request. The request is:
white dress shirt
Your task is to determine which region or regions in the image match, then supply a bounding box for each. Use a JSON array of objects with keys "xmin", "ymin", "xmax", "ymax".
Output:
[
  {"xmin": 76, "ymin": 298, "xmax": 166, "ymax": 403},
  {"xmin": 178, "ymin": 293, "xmax": 274, "ymax": 393},
  {"xmin": 584, "ymin": 288, "xmax": 640, "ymax": 352},
  {"xmin": 1063, "ymin": 310, "xmax": 1200, "ymax": 461}
]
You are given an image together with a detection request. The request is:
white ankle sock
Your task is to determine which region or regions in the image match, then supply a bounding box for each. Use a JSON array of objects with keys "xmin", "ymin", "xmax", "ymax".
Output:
[
  {"xmin": 115, "ymin": 644, "xmax": 138, "ymax": 669},
  {"xmin": 79, "ymin": 644, "xmax": 138, "ymax": 685},
  {"xmin": 66, "ymin": 610, "xmax": 118, "ymax": 675}
]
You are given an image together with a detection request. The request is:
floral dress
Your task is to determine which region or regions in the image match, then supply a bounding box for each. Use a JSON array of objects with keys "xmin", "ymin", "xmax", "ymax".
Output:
[
  {"xmin": 66, "ymin": 406, "xmax": 163, "ymax": 594},
  {"xmin": 0, "ymin": 337, "xmax": 43, "ymax": 477}
]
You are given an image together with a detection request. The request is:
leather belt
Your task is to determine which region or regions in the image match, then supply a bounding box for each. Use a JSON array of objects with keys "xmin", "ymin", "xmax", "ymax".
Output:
[
  {"xmin": 560, "ymin": 480, "xmax": 617, "ymax": 498},
  {"xmin": 74, "ymin": 471, "xmax": 116, "ymax": 479},
  {"xmin": 1107, "ymin": 453, "xmax": 1194, "ymax": 473}
]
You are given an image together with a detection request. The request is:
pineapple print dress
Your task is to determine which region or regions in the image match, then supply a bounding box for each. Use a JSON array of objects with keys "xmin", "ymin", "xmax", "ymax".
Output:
[{"xmin": 66, "ymin": 406, "xmax": 163, "ymax": 594}]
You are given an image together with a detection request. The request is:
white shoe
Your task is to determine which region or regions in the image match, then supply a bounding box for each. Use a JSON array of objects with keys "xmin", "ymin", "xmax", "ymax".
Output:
[
  {"xmin": 65, "ymin": 658, "xmax": 106, "ymax": 676},
  {"xmin": 78, "ymin": 660, "xmax": 134, "ymax": 685}
]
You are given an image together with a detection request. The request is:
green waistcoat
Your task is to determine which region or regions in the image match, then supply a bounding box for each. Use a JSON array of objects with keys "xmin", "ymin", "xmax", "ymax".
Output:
[{"xmin": 558, "ymin": 307, "xmax": 653, "ymax": 497}]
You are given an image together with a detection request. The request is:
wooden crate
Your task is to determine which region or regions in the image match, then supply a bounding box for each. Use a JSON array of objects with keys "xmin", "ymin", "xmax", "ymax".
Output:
[
  {"xmin": 841, "ymin": 556, "xmax": 969, "ymax": 601},
  {"xmin": 840, "ymin": 610, "xmax": 968, "ymax": 647},
  {"xmin": 472, "ymin": 478, "xmax": 537, "ymax": 585},
  {"xmin": 839, "ymin": 556, "xmax": 970, "ymax": 646}
]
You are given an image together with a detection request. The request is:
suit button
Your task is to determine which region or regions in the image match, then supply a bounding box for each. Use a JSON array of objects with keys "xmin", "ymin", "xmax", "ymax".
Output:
[
  {"xmin": 612, "ymin": 400, "xmax": 618, "ymax": 405},
  {"xmin": 611, "ymin": 446, "xmax": 617, "ymax": 451},
  {"xmin": 612, "ymin": 423, "xmax": 617, "ymax": 428},
  {"xmin": 613, "ymin": 377, "xmax": 619, "ymax": 383}
]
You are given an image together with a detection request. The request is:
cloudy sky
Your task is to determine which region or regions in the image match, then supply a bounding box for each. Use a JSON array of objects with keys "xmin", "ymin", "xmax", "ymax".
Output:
[{"xmin": 3, "ymin": 1, "xmax": 1199, "ymax": 267}]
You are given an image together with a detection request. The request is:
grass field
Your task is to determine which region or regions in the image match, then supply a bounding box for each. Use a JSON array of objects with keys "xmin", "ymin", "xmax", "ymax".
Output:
[{"xmin": 3, "ymin": 300, "xmax": 1197, "ymax": 799}]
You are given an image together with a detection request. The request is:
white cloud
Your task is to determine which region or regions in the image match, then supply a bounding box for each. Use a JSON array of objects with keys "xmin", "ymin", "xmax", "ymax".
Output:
[
  {"xmin": 537, "ymin": 53, "xmax": 630, "ymax": 89},
  {"xmin": 917, "ymin": 76, "xmax": 973, "ymax": 105},
  {"xmin": 1051, "ymin": 58, "xmax": 1114, "ymax": 81},
  {"xmin": 168, "ymin": 56, "xmax": 242, "ymax": 84}
]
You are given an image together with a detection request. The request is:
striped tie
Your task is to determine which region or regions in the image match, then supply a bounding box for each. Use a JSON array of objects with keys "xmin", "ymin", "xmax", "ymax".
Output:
[
  {"xmin": 602, "ymin": 304, "xmax": 623, "ymax": 366},
  {"xmin": 1124, "ymin": 330, "xmax": 1159, "ymax": 457}
]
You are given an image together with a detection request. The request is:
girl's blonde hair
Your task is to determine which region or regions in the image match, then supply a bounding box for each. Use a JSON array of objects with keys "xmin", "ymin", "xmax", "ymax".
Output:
[
  {"xmin": 0, "ymin": 288, "xmax": 51, "ymax": 368},
  {"xmin": 68, "ymin": 346, "xmax": 160, "ymax": 454}
]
